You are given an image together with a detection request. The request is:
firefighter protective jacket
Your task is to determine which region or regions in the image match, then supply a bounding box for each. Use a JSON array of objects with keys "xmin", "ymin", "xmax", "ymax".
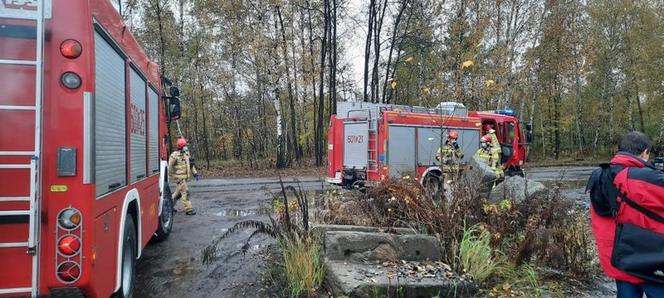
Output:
[{"xmin": 168, "ymin": 150, "xmax": 193, "ymax": 180}]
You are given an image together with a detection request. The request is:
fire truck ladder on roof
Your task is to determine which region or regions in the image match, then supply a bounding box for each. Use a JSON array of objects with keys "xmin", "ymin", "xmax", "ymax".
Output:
[{"xmin": 0, "ymin": 3, "xmax": 46, "ymax": 297}]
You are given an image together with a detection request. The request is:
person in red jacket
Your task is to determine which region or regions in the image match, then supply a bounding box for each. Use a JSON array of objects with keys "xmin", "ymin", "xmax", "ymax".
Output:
[{"xmin": 590, "ymin": 131, "xmax": 664, "ymax": 297}]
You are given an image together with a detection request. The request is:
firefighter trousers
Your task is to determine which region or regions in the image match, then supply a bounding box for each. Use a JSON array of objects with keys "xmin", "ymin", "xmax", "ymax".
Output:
[{"xmin": 173, "ymin": 179, "xmax": 193, "ymax": 211}]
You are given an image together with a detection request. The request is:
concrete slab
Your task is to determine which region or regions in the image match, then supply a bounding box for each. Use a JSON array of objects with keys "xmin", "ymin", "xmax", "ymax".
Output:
[
  {"xmin": 324, "ymin": 231, "xmax": 442, "ymax": 263},
  {"xmin": 325, "ymin": 261, "xmax": 477, "ymax": 298}
]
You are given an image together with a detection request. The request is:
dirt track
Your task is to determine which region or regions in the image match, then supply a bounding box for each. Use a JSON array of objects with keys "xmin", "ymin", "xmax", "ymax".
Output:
[
  {"xmin": 134, "ymin": 166, "xmax": 599, "ymax": 297},
  {"xmin": 134, "ymin": 191, "xmax": 278, "ymax": 298}
]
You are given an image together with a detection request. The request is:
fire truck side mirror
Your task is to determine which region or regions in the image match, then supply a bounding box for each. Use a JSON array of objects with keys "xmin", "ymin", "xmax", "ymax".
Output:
[
  {"xmin": 168, "ymin": 97, "xmax": 181, "ymax": 121},
  {"xmin": 525, "ymin": 123, "xmax": 533, "ymax": 144}
]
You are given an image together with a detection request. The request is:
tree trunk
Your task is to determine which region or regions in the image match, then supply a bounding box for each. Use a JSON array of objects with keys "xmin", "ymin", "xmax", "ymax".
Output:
[
  {"xmin": 276, "ymin": 6, "xmax": 301, "ymax": 161},
  {"xmin": 371, "ymin": 0, "xmax": 388, "ymax": 103},
  {"xmin": 331, "ymin": 0, "xmax": 337, "ymax": 112},
  {"xmin": 382, "ymin": 0, "xmax": 408, "ymax": 104},
  {"xmin": 363, "ymin": 0, "xmax": 375, "ymax": 102},
  {"xmin": 316, "ymin": 0, "xmax": 329, "ymax": 166}
]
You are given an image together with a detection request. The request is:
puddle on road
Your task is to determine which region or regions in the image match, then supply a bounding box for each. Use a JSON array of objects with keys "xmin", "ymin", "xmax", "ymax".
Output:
[{"xmin": 214, "ymin": 208, "xmax": 269, "ymax": 217}]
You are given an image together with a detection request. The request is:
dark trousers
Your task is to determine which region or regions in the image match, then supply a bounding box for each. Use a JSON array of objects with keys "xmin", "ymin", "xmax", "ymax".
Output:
[{"xmin": 617, "ymin": 280, "xmax": 664, "ymax": 298}]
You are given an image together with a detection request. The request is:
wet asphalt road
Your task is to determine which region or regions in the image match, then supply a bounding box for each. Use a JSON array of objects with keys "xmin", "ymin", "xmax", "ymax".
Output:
[{"xmin": 134, "ymin": 166, "xmax": 595, "ymax": 297}]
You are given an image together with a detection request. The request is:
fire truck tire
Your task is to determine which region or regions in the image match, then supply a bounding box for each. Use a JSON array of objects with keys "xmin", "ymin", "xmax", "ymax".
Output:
[
  {"xmin": 113, "ymin": 217, "xmax": 137, "ymax": 298},
  {"xmin": 154, "ymin": 184, "xmax": 174, "ymax": 241},
  {"xmin": 50, "ymin": 288, "xmax": 85, "ymax": 298}
]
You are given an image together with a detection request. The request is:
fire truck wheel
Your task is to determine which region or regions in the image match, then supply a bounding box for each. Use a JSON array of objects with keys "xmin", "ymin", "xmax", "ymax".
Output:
[
  {"xmin": 113, "ymin": 217, "xmax": 137, "ymax": 298},
  {"xmin": 423, "ymin": 174, "xmax": 442, "ymax": 198},
  {"xmin": 154, "ymin": 184, "xmax": 174, "ymax": 241}
]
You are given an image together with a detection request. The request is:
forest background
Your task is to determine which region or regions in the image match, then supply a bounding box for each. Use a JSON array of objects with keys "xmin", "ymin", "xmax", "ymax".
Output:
[{"xmin": 118, "ymin": 0, "xmax": 664, "ymax": 169}]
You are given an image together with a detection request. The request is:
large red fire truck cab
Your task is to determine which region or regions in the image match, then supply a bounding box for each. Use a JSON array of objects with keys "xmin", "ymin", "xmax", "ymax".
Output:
[
  {"xmin": 327, "ymin": 102, "xmax": 529, "ymax": 189},
  {"xmin": 469, "ymin": 110, "xmax": 529, "ymax": 176}
]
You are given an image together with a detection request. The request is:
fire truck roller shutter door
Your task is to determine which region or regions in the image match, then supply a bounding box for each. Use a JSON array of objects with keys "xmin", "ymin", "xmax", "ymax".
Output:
[
  {"xmin": 457, "ymin": 128, "xmax": 481, "ymax": 161},
  {"xmin": 343, "ymin": 121, "xmax": 369, "ymax": 169},
  {"xmin": 129, "ymin": 67, "xmax": 147, "ymax": 183},
  {"xmin": 387, "ymin": 126, "xmax": 416, "ymax": 177},
  {"xmin": 417, "ymin": 127, "xmax": 442, "ymax": 166},
  {"xmin": 148, "ymin": 88, "xmax": 159, "ymax": 174},
  {"xmin": 94, "ymin": 31, "xmax": 127, "ymax": 197}
]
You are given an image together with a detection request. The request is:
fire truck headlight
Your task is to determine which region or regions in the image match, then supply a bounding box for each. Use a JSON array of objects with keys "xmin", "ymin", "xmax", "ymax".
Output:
[
  {"xmin": 58, "ymin": 235, "xmax": 81, "ymax": 256},
  {"xmin": 58, "ymin": 208, "xmax": 82, "ymax": 230},
  {"xmin": 61, "ymin": 72, "xmax": 82, "ymax": 89}
]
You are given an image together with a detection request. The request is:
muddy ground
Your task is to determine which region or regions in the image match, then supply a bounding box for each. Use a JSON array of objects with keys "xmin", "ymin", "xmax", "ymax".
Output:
[
  {"xmin": 134, "ymin": 166, "xmax": 614, "ymax": 297},
  {"xmin": 134, "ymin": 190, "xmax": 279, "ymax": 298}
]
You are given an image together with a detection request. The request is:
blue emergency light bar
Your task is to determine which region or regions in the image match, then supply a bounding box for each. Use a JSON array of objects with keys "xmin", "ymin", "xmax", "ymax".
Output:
[{"xmin": 495, "ymin": 109, "xmax": 516, "ymax": 117}]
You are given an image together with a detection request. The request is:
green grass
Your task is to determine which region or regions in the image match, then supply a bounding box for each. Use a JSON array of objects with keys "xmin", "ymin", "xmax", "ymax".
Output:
[
  {"xmin": 457, "ymin": 226, "xmax": 498, "ymax": 284},
  {"xmin": 279, "ymin": 233, "xmax": 326, "ymax": 298}
]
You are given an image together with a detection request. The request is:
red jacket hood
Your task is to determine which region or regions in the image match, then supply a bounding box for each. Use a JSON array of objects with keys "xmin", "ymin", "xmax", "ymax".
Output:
[{"xmin": 611, "ymin": 152, "xmax": 646, "ymax": 168}]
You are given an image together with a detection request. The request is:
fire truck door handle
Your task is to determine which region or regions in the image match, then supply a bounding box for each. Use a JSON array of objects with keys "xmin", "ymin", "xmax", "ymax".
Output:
[
  {"xmin": 108, "ymin": 182, "xmax": 122, "ymax": 190},
  {"xmin": 136, "ymin": 174, "xmax": 146, "ymax": 180}
]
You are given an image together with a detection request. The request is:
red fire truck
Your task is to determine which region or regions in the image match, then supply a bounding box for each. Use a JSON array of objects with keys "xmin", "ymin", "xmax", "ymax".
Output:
[
  {"xmin": 0, "ymin": 1, "xmax": 181, "ymax": 297},
  {"xmin": 326, "ymin": 102, "xmax": 531, "ymax": 189}
]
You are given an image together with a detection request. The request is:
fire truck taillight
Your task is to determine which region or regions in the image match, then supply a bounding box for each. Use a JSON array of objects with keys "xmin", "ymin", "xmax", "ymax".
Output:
[
  {"xmin": 57, "ymin": 262, "xmax": 81, "ymax": 283},
  {"xmin": 58, "ymin": 235, "xmax": 81, "ymax": 256},
  {"xmin": 60, "ymin": 39, "xmax": 82, "ymax": 59},
  {"xmin": 58, "ymin": 208, "xmax": 82, "ymax": 230},
  {"xmin": 61, "ymin": 72, "xmax": 82, "ymax": 89}
]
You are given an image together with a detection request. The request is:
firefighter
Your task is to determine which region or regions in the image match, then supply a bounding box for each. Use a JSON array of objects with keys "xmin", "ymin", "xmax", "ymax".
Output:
[
  {"xmin": 437, "ymin": 130, "xmax": 465, "ymax": 189},
  {"xmin": 483, "ymin": 124, "xmax": 502, "ymax": 157},
  {"xmin": 437, "ymin": 130, "xmax": 464, "ymax": 170},
  {"xmin": 168, "ymin": 138, "xmax": 199, "ymax": 215},
  {"xmin": 475, "ymin": 135, "xmax": 504, "ymax": 179}
]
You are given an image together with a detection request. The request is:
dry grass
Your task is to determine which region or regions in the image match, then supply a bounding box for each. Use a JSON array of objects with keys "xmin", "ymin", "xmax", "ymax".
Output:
[
  {"xmin": 279, "ymin": 234, "xmax": 325, "ymax": 297},
  {"xmin": 317, "ymin": 175, "xmax": 598, "ymax": 294}
]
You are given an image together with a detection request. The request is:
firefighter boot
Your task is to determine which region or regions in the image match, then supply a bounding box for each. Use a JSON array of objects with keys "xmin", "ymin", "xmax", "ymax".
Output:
[{"xmin": 177, "ymin": 181, "xmax": 196, "ymax": 215}]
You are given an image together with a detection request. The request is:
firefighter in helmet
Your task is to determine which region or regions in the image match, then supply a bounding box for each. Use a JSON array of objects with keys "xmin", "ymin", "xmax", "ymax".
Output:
[
  {"xmin": 168, "ymin": 138, "xmax": 199, "ymax": 215},
  {"xmin": 437, "ymin": 130, "xmax": 464, "ymax": 171},
  {"xmin": 437, "ymin": 130, "xmax": 465, "ymax": 188},
  {"xmin": 475, "ymin": 135, "xmax": 504, "ymax": 178},
  {"xmin": 483, "ymin": 124, "xmax": 502, "ymax": 157}
]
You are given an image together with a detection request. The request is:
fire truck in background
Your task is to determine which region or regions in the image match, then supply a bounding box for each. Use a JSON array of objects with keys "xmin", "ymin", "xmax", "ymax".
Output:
[
  {"xmin": 326, "ymin": 101, "xmax": 532, "ymax": 189},
  {"xmin": 0, "ymin": 1, "xmax": 182, "ymax": 297}
]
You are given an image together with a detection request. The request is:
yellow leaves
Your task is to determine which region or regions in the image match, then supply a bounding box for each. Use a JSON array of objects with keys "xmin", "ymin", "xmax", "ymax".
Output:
[
  {"xmin": 462, "ymin": 60, "xmax": 475, "ymax": 68},
  {"xmin": 422, "ymin": 87, "xmax": 431, "ymax": 95},
  {"xmin": 391, "ymin": 80, "xmax": 397, "ymax": 89},
  {"xmin": 499, "ymin": 199, "xmax": 512, "ymax": 211},
  {"xmin": 404, "ymin": 56, "xmax": 414, "ymax": 63},
  {"xmin": 485, "ymin": 79, "xmax": 496, "ymax": 87}
]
